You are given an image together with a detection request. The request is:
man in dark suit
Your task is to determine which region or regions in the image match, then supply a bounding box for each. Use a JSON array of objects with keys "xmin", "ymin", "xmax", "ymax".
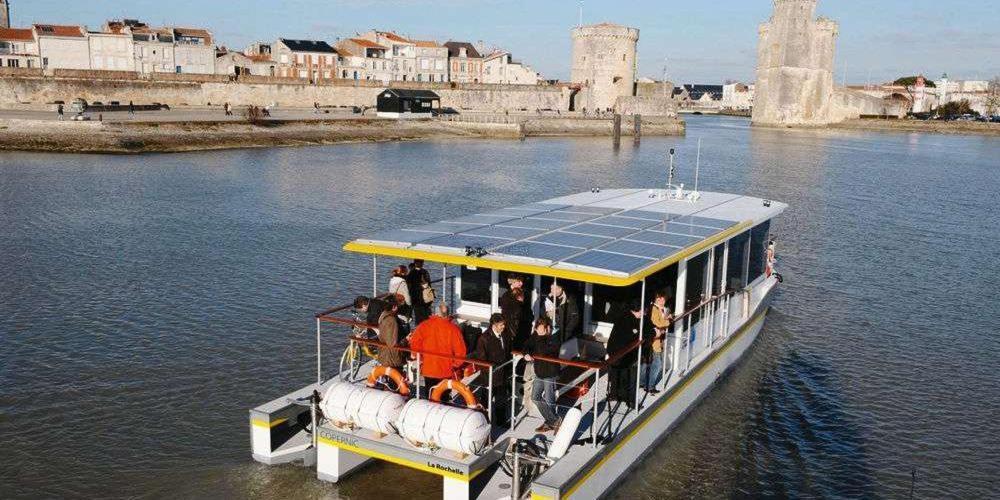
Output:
[{"xmin": 472, "ymin": 313, "xmax": 513, "ymax": 424}]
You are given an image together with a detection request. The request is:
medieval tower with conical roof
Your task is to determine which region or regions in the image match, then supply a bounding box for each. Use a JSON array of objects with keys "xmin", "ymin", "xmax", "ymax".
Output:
[{"xmin": 752, "ymin": 0, "xmax": 839, "ymax": 126}]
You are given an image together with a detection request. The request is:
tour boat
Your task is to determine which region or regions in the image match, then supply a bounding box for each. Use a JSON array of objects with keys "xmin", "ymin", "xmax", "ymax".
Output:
[{"xmin": 249, "ymin": 185, "xmax": 787, "ymax": 500}]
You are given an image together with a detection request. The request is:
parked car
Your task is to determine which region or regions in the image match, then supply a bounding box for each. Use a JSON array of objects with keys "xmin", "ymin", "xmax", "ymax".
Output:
[
  {"xmin": 991, "ymin": 116, "xmax": 1000, "ymax": 123},
  {"xmin": 68, "ymin": 98, "xmax": 88, "ymax": 113}
]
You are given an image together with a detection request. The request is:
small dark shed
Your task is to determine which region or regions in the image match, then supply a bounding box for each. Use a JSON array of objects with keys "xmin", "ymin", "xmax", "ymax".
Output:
[{"xmin": 376, "ymin": 89, "xmax": 441, "ymax": 117}]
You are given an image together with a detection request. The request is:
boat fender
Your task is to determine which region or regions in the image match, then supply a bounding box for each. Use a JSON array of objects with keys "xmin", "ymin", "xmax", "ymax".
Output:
[
  {"xmin": 319, "ymin": 381, "xmax": 407, "ymax": 435},
  {"xmin": 546, "ymin": 407, "xmax": 583, "ymax": 460},
  {"xmin": 429, "ymin": 379, "xmax": 479, "ymax": 409},
  {"xmin": 396, "ymin": 399, "xmax": 491, "ymax": 455},
  {"xmin": 366, "ymin": 366, "xmax": 411, "ymax": 397},
  {"xmin": 773, "ymin": 272, "xmax": 783, "ymax": 283}
]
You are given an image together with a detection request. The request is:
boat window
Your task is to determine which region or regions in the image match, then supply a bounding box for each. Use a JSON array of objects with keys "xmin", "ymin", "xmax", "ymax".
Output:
[
  {"xmin": 711, "ymin": 243, "xmax": 725, "ymax": 295},
  {"xmin": 539, "ymin": 276, "xmax": 584, "ymax": 338},
  {"xmin": 461, "ymin": 266, "xmax": 491, "ymax": 304},
  {"xmin": 726, "ymin": 230, "xmax": 750, "ymax": 291},
  {"xmin": 686, "ymin": 251, "xmax": 710, "ymax": 309},
  {"xmin": 592, "ymin": 263, "xmax": 677, "ymax": 323},
  {"xmin": 748, "ymin": 220, "xmax": 771, "ymax": 283}
]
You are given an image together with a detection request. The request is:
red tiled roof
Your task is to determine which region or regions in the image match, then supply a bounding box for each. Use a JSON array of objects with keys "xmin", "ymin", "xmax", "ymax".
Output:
[
  {"xmin": 247, "ymin": 54, "xmax": 272, "ymax": 62},
  {"xmin": 412, "ymin": 40, "xmax": 439, "ymax": 48},
  {"xmin": 0, "ymin": 27, "xmax": 34, "ymax": 42},
  {"xmin": 350, "ymin": 38, "xmax": 386, "ymax": 49},
  {"xmin": 380, "ymin": 31, "xmax": 410, "ymax": 43},
  {"xmin": 336, "ymin": 48, "xmax": 354, "ymax": 57},
  {"xmin": 33, "ymin": 24, "xmax": 85, "ymax": 38}
]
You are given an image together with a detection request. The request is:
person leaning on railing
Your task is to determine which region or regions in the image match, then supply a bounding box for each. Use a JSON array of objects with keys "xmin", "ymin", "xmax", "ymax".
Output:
[
  {"xmin": 523, "ymin": 316, "xmax": 562, "ymax": 433},
  {"xmin": 376, "ymin": 296, "xmax": 405, "ymax": 370},
  {"xmin": 471, "ymin": 313, "xmax": 513, "ymax": 424},
  {"xmin": 642, "ymin": 290, "xmax": 672, "ymax": 395},
  {"xmin": 407, "ymin": 311, "xmax": 467, "ymax": 394}
]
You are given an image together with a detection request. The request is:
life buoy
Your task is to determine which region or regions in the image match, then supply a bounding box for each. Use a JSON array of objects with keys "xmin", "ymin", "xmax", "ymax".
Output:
[
  {"xmin": 366, "ymin": 366, "xmax": 411, "ymax": 397},
  {"xmin": 429, "ymin": 379, "xmax": 479, "ymax": 409}
]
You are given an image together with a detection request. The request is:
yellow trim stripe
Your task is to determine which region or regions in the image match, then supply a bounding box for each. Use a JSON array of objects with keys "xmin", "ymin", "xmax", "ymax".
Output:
[
  {"xmin": 562, "ymin": 310, "xmax": 768, "ymax": 499},
  {"xmin": 343, "ymin": 221, "xmax": 750, "ymax": 287},
  {"xmin": 318, "ymin": 436, "xmax": 484, "ymax": 482},
  {"xmin": 531, "ymin": 493, "xmax": 555, "ymax": 500},
  {"xmin": 251, "ymin": 417, "xmax": 288, "ymax": 429}
]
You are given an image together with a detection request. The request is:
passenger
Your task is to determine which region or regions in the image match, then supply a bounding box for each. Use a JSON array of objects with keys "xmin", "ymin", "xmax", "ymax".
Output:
[
  {"xmin": 524, "ymin": 316, "xmax": 562, "ymax": 433},
  {"xmin": 471, "ymin": 313, "xmax": 513, "ymax": 423},
  {"xmin": 642, "ymin": 291, "xmax": 672, "ymax": 394},
  {"xmin": 605, "ymin": 300, "xmax": 644, "ymax": 408},
  {"xmin": 545, "ymin": 282, "xmax": 581, "ymax": 343},
  {"xmin": 407, "ymin": 259, "xmax": 432, "ymax": 325},
  {"xmin": 499, "ymin": 274, "xmax": 532, "ymax": 349},
  {"xmin": 408, "ymin": 310, "xmax": 467, "ymax": 394},
  {"xmin": 388, "ymin": 265, "xmax": 412, "ymax": 321},
  {"xmin": 376, "ymin": 297, "xmax": 405, "ymax": 370},
  {"xmin": 353, "ymin": 295, "xmax": 386, "ymax": 336}
]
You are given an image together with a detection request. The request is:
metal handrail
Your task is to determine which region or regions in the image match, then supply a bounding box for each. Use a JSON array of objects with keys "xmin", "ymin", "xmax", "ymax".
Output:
[
  {"xmin": 347, "ymin": 335, "xmax": 496, "ymax": 369},
  {"xmin": 314, "ymin": 275, "xmax": 454, "ymax": 318}
]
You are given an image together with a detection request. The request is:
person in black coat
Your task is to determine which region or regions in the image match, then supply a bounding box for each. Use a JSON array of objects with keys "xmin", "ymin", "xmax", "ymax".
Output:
[
  {"xmin": 545, "ymin": 282, "xmax": 581, "ymax": 342},
  {"xmin": 354, "ymin": 295, "xmax": 386, "ymax": 336},
  {"xmin": 523, "ymin": 316, "xmax": 562, "ymax": 432},
  {"xmin": 407, "ymin": 259, "xmax": 433, "ymax": 325},
  {"xmin": 499, "ymin": 274, "xmax": 532, "ymax": 350},
  {"xmin": 605, "ymin": 300, "xmax": 647, "ymax": 408},
  {"xmin": 471, "ymin": 313, "xmax": 513, "ymax": 424}
]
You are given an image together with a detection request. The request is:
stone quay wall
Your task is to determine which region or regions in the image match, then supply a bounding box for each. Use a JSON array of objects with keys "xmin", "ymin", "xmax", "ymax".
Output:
[{"xmin": 0, "ymin": 69, "xmax": 572, "ymax": 112}]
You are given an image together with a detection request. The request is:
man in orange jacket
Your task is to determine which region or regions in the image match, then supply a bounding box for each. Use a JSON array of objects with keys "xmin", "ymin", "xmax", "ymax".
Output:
[{"xmin": 408, "ymin": 314, "xmax": 467, "ymax": 393}]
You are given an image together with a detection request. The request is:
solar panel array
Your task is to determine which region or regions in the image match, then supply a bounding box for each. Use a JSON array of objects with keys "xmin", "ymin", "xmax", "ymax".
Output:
[{"xmin": 358, "ymin": 202, "xmax": 738, "ymax": 276}]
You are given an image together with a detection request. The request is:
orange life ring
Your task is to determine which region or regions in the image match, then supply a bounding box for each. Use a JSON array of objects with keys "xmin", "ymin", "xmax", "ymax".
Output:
[
  {"xmin": 366, "ymin": 366, "xmax": 411, "ymax": 396},
  {"xmin": 429, "ymin": 379, "xmax": 479, "ymax": 409}
]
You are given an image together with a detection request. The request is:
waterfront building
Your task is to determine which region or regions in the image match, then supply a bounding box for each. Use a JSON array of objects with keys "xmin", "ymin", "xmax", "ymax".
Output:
[
  {"xmin": 33, "ymin": 24, "xmax": 89, "ymax": 70},
  {"xmin": 215, "ymin": 49, "xmax": 253, "ymax": 76},
  {"xmin": 112, "ymin": 20, "xmax": 175, "ymax": 74},
  {"xmin": 357, "ymin": 31, "xmax": 416, "ymax": 82},
  {"xmin": 273, "ymin": 38, "xmax": 337, "ymax": 82},
  {"xmin": 722, "ymin": 82, "xmax": 755, "ymax": 111},
  {"xmin": 443, "ymin": 41, "xmax": 482, "ymax": 84},
  {"xmin": 334, "ymin": 38, "xmax": 391, "ymax": 82},
  {"xmin": 570, "ymin": 23, "xmax": 639, "ymax": 111},
  {"xmin": 172, "ymin": 27, "xmax": 214, "ymax": 74},
  {"xmin": 412, "ymin": 39, "xmax": 447, "ymax": 83},
  {"xmin": 482, "ymin": 50, "xmax": 539, "ymax": 85},
  {"xmin": 673, "ymin": 84, "xmax": 724, "ymax": 111},
  {"xmin": 87, "ymin": 30, "xmax": 135, "ymax": 72},
  {"xmin": 0, "ymin": 27, "xmax": 39, "ymax": 69}
]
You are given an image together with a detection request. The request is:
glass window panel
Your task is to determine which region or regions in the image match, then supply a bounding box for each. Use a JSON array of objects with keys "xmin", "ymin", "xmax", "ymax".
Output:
[
  {"xmin": 461, "ymin": 266, "xmax": 491, "ymax": 304},
  {"xmin": 726, "ymin": 230, "xmax": 750, "ymax": 291},
  {"xmin": 748, "ymin": 220, "xmax": 771, "ymax": 283}
]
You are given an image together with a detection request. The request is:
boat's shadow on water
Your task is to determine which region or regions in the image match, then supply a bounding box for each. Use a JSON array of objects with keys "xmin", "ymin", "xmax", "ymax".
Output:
[{"xmin": 610, "ymin": 308, "xmax": 878, "ymax": 499}]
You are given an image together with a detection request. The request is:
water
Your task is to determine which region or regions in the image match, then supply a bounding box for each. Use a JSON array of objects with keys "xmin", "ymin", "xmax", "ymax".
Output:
[{"xmin": 2, "ymin": 116, "xmax": 998, "ymax": 499}]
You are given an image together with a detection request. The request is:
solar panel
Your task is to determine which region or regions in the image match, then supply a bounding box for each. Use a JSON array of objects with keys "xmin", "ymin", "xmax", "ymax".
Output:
[
  {"xmin": 506, "ymin": 217, "xmax": 573, "ymax": 230},
  {"xmin": 419, "ymin": 233, "xmax": 510, "ymax": 250},
  {"xmin": 566, "ymin": 223, "xmax": 637, "ymax": 239},
  {"xmin": 670, "ymin": 215, "xmax": 736, "ymax": 229},
  {"xmin": 561, "ymin": 205, "xmax": 620, "ymax": 215},
  {"xmin": 464, "ymin": 225, "xmax": 546, "ymax": 240},
  {"xmin": 648, "ymin": 223, "xmax": 720, "ymax": 238},
  {"xmin": 446, "ymin": 213, "xmax": 522, "ymax": 226},
  {"xmin": 594, "ymin": 216, "xmax": 659, "ymax": 230},
  {"xmin": 565, "ymin": 250, "xmax": 655, "ymax": 274},
  {"xmin": 363, "ymin": 228, "xmax": 446, "ymax": 244},
  {"xmin": 601, "ymin": 240, "xmax": 679, "ymax": 260},
  {"xmin": 415, "ymin": 222, "xmax": 484, "ymax": 234},
  {"xmin": 495, "ymin": 241, "xmax": 582, "ymax": 261},
  {"xmin": 532, "ymin": 231, "xmax": 610, "ymax": 249},
  {"xmin": 534, "ymin": 210, "xmax": 600, "ymax": 223},
  {"xmin": 617, "ymin": 209, "xmax": 673, "ymax": 221},
  {"xmin": 511, "ymin": 203, "xmax": 570, "ymax": 213},
  {"xmin": 627, "ymin": 231, "xmax": 701, "ymax": 248},
  {"xmin": 488, "ymin": 207, "xmax": 556, "ymax": 218}
]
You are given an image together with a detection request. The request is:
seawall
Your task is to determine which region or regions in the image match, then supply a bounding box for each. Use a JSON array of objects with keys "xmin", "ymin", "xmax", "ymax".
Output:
[{"xmin": 0, "ymin": 69, "xmax": 571, "ymax": 113}]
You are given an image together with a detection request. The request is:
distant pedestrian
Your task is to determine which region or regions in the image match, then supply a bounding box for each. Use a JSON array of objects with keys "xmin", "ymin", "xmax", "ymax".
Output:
[
  {"xmin": 57, "ymin": 104, "xmax": 64, "ymax": 120},
  {"xmin": 314, "ymin": 101, "xmax": 320, "ymax": 114},
  {"xmin": 224, "ymin": 102, "xmax": 232, "ymax": 116},
  {"xmin": 128, "ymin": 100, "xmax": 135, "ymax": 116}
]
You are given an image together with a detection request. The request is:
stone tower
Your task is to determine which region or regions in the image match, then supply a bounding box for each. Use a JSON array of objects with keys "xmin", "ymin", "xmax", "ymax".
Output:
[
  {"xmin": 570, "ymin": 23, "xmax": 639, "ymax": 111},
  {"xmin": 752, "ymin": 0, "xmax": 838, "ymax": 126},
  {"xmin": 0, "ymin": 0, "xmax": 9, "ymax": 29}
]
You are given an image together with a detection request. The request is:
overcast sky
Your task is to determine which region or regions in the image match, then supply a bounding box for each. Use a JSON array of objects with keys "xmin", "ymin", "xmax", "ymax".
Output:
[{"xmin": 11, "ymin": 0, "xmax": 999, "ymax": 84}]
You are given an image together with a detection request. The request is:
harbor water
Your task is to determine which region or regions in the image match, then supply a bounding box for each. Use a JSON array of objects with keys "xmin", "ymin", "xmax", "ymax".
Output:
[{"xmin": 1, "ymin": 116, "xmax": 998, "ymax": 498}]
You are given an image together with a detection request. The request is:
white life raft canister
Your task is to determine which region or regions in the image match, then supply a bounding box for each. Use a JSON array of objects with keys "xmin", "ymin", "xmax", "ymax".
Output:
[
  {"xmin": 320, "ymin": 381, "xmax": 406, "ymax": 435},
  {"xmin": 396, "ymin": 399, "xmax": 491, "ymax": 455}
]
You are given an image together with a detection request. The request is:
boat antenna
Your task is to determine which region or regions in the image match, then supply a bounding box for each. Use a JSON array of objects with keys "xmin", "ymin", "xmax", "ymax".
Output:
[
  {"xmin": 667, "ymin": 148, "xmax": 675, "ymax": 191},
  {"xmin": 694, "ymin": 138, "xmax": 701, "ymax": 194}
]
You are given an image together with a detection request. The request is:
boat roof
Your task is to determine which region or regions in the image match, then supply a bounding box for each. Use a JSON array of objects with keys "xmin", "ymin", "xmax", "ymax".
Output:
[{"xmin": 344, "ymin": 189, "xmax": 788, "ymax": 287}]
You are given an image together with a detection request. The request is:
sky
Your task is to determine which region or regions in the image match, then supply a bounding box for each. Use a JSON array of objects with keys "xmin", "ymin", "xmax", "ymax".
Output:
[{"xmin": 10, "ymin": 0, "xmax": 999, "ymax": 84}]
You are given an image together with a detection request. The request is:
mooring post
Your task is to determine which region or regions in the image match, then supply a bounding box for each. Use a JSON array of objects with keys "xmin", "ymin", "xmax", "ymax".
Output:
[
  {"xmin": 634, "ymin": 114, "xmax": 642, "ymax": 144},
  {"xmin": 612, "ymin": 114, "xmax": 622, "ymax": 148}
]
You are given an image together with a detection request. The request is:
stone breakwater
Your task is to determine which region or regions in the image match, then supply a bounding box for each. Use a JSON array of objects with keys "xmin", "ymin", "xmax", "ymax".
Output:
[
  {"xmin": 0, "ymin": 117, "xmax": 686, "ymax": 154},
  {"xmin": 831, "ymin": 119, "xmax": 1000, "ymax": 137}
]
